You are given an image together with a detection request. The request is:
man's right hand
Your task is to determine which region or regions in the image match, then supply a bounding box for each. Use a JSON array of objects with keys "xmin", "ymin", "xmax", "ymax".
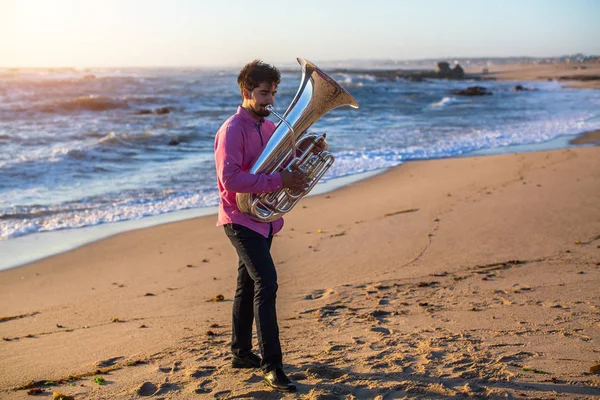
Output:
[{"xmin": 280, "ymin": 169, "xmax": 310, "ymax": 191}]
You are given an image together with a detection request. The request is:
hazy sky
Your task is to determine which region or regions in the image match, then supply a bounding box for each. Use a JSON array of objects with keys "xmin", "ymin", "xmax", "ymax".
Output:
[{"xmin": 1, "ymin": 0, "xmax": 598, "ymax": 67}]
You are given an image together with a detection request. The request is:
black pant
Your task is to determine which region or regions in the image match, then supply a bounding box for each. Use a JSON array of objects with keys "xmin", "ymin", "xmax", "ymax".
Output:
[{"xmin": 224, "ymin": 223, "xmax": 282, "ymax": 372}]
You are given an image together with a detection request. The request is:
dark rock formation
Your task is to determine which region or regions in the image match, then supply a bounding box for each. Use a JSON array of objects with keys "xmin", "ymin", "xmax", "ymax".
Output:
[
  {"xmin": 453, "ymin": 86, "xmax": 492, "ymax": 96},
  {"xmin": 451, "ymin": 64, "xmax": 465, "ymax": 78},
  {"xmin": 329, "ymin": 61, "xmax": 478, "ymax": 82},
  {"xmin": 435, "ymin": 62, "xmax": 465, "ymax": 79},
  {"xmin": 514, "ymin": 85, "xmax": 537, "ymax": 91},
  {"xmin": 135, "ymin": 107, "xmax": 172, "ymax": 115},
  {"xmin": 436, "ymin": 62, "xmax": 451, "ymax": 74},
  {"xmin": 154, "ymin": 107, "xmax": 171, "ymax": 114}
]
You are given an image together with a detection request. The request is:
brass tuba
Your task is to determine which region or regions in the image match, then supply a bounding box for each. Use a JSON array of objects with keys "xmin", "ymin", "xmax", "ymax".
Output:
[{"xmin": 236, "ymin": 57, "xmax": 359, "ymax": 222}]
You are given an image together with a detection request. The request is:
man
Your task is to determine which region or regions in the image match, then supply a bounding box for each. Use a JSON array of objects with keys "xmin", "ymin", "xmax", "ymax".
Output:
[{"xmin": 214, "ymin": 60, "xmax": 319, "ymax": 392}]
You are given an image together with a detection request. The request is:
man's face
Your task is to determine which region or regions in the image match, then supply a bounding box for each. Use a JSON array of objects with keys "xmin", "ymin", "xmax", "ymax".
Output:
[{"xmin": 243, "ymin": 82, "xmax": 277, "ymax": 118}]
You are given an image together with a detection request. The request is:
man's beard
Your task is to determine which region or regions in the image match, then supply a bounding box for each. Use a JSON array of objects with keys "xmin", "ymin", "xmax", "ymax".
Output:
[{"xmin": 253, "ymin": 104, "xmax": 271, "ymax": 117}]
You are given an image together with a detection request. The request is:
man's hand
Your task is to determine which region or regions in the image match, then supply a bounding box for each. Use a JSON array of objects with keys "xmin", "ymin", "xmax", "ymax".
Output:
[
  {"xmin": 312, "ymin": 135, "xmax": 329, "ymax": 154},
  {"xmin": 280, "ymin": 169, "xmax": 310, "ymax": 191},
  {"xmin": 298, "ymin": 134, "xmax": 329, "ymax": 155}
]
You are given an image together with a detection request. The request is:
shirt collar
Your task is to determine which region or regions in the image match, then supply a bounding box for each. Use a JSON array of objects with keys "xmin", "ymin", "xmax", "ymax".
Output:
[{"xmin": 237, "ymin": 106, "xmax": 265, "ymax": 126}]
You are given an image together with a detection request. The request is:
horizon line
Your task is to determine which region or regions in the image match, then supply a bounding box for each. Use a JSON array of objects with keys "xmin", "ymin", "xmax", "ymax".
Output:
[{"xmin": 1, "ymin": 53, "xmax": 597, "ymax": 70}]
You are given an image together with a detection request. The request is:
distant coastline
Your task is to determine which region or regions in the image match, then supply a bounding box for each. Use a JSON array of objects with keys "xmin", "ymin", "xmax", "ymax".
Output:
[
  {"xmin": 282, "ymin": 55, "xmax": 600, "ymax": 89},
  {"xmin": 274, "ymin": 53, "xmax": 599, "ymax": 71},
  {"xmin": 5, "ymin": 54, "xmax": 594, "ymax": 73}
]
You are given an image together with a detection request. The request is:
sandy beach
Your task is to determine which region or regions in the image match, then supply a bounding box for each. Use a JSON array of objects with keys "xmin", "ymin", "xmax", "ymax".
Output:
[
  {"xmin": 469, "ymin": 59, "xmax": 600, "ymax": 89},
  {"xmin": 1, "ymin": 142, "xmax": 599, "ymax": 399}
]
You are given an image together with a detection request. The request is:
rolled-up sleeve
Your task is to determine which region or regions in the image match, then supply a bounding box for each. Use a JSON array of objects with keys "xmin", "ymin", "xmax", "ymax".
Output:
[{"xmin": 215, "ymin": 126, "xmax": 283, "ymax": 194}]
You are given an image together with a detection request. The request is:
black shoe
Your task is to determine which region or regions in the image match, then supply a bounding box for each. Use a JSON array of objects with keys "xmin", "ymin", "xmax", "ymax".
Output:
[
  {"xmin": 264, "ymin": 367, "xmax": 297, "ymax": 393},
  {"xmin": 231, "ymin": 352, "xmax": 261, "ymax": 369}
]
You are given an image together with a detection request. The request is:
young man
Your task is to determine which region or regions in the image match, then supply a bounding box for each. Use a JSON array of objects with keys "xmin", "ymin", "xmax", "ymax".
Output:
[{"xmin": 214, "ymin": 60, "xmax": 311, "ymax": 393}]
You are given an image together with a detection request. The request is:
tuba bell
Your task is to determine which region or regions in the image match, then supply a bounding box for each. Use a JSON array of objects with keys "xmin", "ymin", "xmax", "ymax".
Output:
[{"xmin": 236, "ymin": 57, "xmax": 359, "ymax": 222}]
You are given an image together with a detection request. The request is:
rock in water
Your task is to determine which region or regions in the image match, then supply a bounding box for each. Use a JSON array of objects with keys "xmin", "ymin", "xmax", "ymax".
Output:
[{"xmin": 454, "ymin": 86, "xmax": 492, "ymax": 96}]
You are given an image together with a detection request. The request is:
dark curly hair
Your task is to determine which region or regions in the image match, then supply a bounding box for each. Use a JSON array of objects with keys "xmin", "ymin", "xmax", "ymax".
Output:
[{"xmin": 237, "ymin": 60, "xmax": 281, "ymax": 95}]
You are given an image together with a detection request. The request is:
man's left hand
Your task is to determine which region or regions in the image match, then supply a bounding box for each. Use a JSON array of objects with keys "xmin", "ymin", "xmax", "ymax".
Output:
[{"xmin": 312, "ymin": 135, "xmax": 329, "ymax": 154}]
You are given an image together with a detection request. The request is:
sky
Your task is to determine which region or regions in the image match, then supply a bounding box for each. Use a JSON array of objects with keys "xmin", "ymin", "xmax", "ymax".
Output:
[{"xmin": 0, "ymin": 0, "xmax": 599, "ymax": 68}]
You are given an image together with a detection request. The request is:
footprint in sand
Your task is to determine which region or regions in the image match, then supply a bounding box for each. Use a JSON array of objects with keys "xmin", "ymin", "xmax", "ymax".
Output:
[
  {"xmin": 288, "ymin": 371, "xmax": 308, "ymax": 381},
  {"xmin": 318, "ymin": 304, "xmax": 347, "ymax": 318},
  {"xmin": 156, "ymin": 382, "xmax": 180, "ymax": 396},
  {"xmin": 369, "ymin": 360, "xmax": 390, "ymax": 370},
  {"xmin": 369, "ymin": 340, "xmax": 387, "ymax": 351},
  {"xmin": 495, "ymin": 351, "xmax": 537, "ymax": 363},
  {"xmin": 193, "ymin": 378, "xmax": 215, "ymax": 394},
  {"xmin": 373, "ymin": 283, "xmax": 392, "ymax": 291},
  {"xmin": 242, "ymin": 373, "xmax": 264, "ymax": 384},
  {"xmin": 306, "ymin": 365, "xmax": 346, "ymax": 380},
  {"xmin": 136, "ymin": 381, "xmax": 159, "ymax": 396},
  {"xmin": 369, "ymin": 310, "xmax": 392, "ymax": 319},
  {"xmin": 305, "ymin": 289, "xmax": 325, "ymax": 300},
  {"xmin": 234, "ymin": 389, "xmax": 283, "ymax": 398},
  {"xmin": 370, "ymin": 326, "xmax": 391, "ymax": 335},
  {"xmin": 326, "ymin": 344, "xmax": 349, "ymax": 353},
  {"xmin": 213, "ymin": 390, "xmax": 232, "ymax": 399},
  {"xmin": 158, "ymin": 360, "xmax": 181, "ymax": 373},
  {"xmin": 187, "ymin": 365, "xmax": 217, "ymax": 379},
  {"xmin": 96, "ymin": 356, "xmax": 124, "ymax": 368}
]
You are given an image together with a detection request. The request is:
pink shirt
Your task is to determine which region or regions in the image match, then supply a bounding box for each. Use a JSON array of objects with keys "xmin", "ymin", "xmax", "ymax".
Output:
[{"xmin": 214, "ymin": 106, "xmax": 284, "ymax": 237}]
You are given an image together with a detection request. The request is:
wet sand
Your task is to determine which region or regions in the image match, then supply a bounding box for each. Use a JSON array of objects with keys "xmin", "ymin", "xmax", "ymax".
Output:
[{"xmin": 570, "ymin": 129, "xmax": 600, "ymax": 145}]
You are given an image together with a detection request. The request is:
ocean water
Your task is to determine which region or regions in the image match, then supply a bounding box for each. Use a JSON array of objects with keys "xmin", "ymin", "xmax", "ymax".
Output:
[{"xmin": 1, "ymin": 66, "xmax": 600, "ymax": 243}]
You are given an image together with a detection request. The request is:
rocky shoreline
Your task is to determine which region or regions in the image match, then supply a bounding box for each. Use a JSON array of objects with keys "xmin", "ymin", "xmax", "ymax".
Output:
[
  {"xmin": 330, "ymin": 61, "xmax": 474, "ymax": 82},
  {"xmin": 328, "ymin": 58, "xmax": 600, "ymax": 88}
]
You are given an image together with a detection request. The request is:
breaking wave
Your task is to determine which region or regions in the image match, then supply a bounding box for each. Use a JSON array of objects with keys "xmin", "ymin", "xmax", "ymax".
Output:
[{"xmin": 40, "ymin": 95, "xmax": 131, "ymax": 112}]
